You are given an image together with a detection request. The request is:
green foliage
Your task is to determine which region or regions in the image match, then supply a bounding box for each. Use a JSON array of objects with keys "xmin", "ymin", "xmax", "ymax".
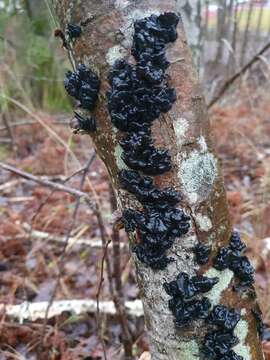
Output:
[{"xmin": 0, "ymin": 1, "xmax": 71, "ymax": 113}]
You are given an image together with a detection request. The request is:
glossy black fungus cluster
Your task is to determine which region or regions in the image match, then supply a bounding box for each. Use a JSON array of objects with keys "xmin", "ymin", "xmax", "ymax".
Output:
[
  {"xmin": 72, "ymin": 111, "xmax": 96, "ymax": 133},
  {"xmin": 203, "ymin": 331, "xmax": 239, "ymax": 359},
  {"xmin": 119, "ymin": 169, "xmax": 180, "ymax": 206},
  {"xmin": 132, "ymin": 13, "xmax": 179, "ymax": 84},
  {"xmin": 67, "ymin": 23, "xmax": 82, "ymax": 39},
  {"xmin": 106, "ymin": 13, "xmax": 189, "ymax": 269},
  {"xmin": 122, "ymin": 204, "xmax": 190, "ymax": 269},
  {"xmin": 203, "ymin": 310, "xmax": 241, "ymax": 359},
  {"xmin": 119, "ymin": 131, "xmax": 171, "ymax": 175},
  {"xmin": 107, "ymin": 59, "xmax": 176, "ymax": 132},
  {"xmin": 202, "ymin": 305, "xmax": 241, "ymax": 359},
  {"xmin": 219, "ymin": 351, "xmax": 244, "ymax": 360},
  {"xmin": 193, "ymin": 242, "xmax": 211, "ymax": 265},
  {"xmin": 208, "ymin": 305, "xmax": 240, "ymax": 331},
  {"xmin": 64, "ymin": 64, "xmax": 100, "ymax": 110},
  {"xmin": 163, "ymin": 272, "xmax": 218, "ymax": 327},
  {"xmin": 213, "ymin": 231, "xmax": 254, "ymax": 286},
  {"xmin": 120, "ymin": 170, "xmax": 190, "ymax": 269}
]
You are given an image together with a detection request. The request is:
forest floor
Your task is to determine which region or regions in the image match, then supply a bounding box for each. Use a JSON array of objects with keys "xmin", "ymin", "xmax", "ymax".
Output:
[{"xmin": 1, "ymin": 84, "xmax": 270, "ymax": 359}]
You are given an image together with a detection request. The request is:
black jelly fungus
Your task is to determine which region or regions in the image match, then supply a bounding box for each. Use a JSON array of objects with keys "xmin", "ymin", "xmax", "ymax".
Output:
[
  {"xmin": 108, "ymin": 13, "xmax": 182, "ymax": 269},
  {"xmin": 134, "ymin": 245, "xmax": 174, "ymax": 270},
  {"xmin": 230, "ymin": 231, "xmax": 246, "ymax": 253},
  {"xmin": 169, "ymin": 297, "xmax": 211, "ymax": 328},
  {"xmin": 164, "ymin": 272, "xmax": 219, "ymax": 299},
  {"xmin": 213, "ymin": 246, "xmax": 232, "ymax": 271},
  {"xmin": 120, "ymin": 132, "xmax": 172, "ymax": 175},
  {"xmin": 67, "ymin": 23, "xmax": 82, "ymax": 39},
  {"xmin": 229, "ymin": 255, "xmax": 254, "ymax": 284},
  {"xmin": 110, "ymin": 13, "xmax": 185, "ymax": 268},
  {"xmin": 118, "ymin": 169, "xmax": 181, "ymax": 207},
  {"xmin": 213, "ymin": 231, "xmax": 254, "ymax": 286},
  {"xmin": 202, "ymin": 330, "xmax": 238, "ymax": 358},
  {"xmin": 72, "ymin": 111, "xmax": 96, "ymax": 133},
  {"xmin": 220, "ymin": 350, "xmax": 243, "ymax": 360},
  {"xmin": 122, "ymin": 205, "xmax": 190, "ymax": 270},
  {"xmin": 209, "ymin": 305, "xmax": 240, "ymax": 331},
  {"xmin": 164, "ymin": 272, "xmax": 218, "ymax": 328},
  {"xmin": 107, "ymin": 60, "xmax": 176, "ymax": 132},
  {"xmin": 193, "ymin": 242, "xmax": 211, "ymax": 265},
  {"xmin": 64, "ymin": 64, "xmax": 100, "ymax": 110}
]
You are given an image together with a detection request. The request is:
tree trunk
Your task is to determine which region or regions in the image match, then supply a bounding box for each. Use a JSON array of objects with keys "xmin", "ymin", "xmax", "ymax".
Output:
[
  {"xmin": 53, "ymin": 1, "xmax": 264, "ymax": 359},
  {"xmin": 175, "ymin": 0, "xmax": 202, "ymax": 69}
]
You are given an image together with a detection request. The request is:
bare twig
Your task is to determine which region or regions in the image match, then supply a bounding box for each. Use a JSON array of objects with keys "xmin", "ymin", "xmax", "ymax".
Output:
[
  {"xmin": 28, "ymin": 158, "xmax": 95, "ymax": 237},
  {"xmin": 22, "ymin": 223, "xmax": 126, "ymax": 249},
  {"xmin": 0, "ymin": 161, "xmax": 94, "ymax": 206},
  {"xmin": 0, "ymin": 119, "xmax": 68, "ymax": 132},
  {"xmin": 208, "ymin": 40, "xmax": 270, "ymax": 109},
  {"xmin": 0, "ymin": 299, "xmax": 143, "ymax": 321}
]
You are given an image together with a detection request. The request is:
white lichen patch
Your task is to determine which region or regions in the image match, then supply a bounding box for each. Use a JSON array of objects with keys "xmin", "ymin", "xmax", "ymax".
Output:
[
  {"xmin": 204, "ymin": 268, "xmax": 234, "ymax": 306},
  {"xmin": 198, "ymin": 136, "xmax": 208, "ymax": 152},
  {"xmin": 106, "ymin": 45, "xmax": 127, "ymax": 66},
  {"xmin": 233, "ymin": 319, "xmax": 252, "ymax": 360},
  {"xmin": 115, "ymin": 0, "xmax": 130, "ymax": 9},
  {"xmin": 179, "ymin": 150, "xmax": 217, "ymax": 204},
  {"xmin": 195, "ymin": 213, "xmax": 212, "ymax": 232},
  {"xmin": 114, "ymin": 144, "xmax": 128, "ymax": 170},
  {"xmin": 173, "ymin": 118, "xmax": 189, "ymax": 148},
  {"xmin": 176, "ymin": 340, "xmax": 200, "ymax": 360}
]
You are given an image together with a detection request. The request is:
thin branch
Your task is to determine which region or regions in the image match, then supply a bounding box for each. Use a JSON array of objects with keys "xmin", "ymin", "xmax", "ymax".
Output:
[
  {"xmin": 0, "ymin": 161, "xmax": 94, "ymax": 206},
  {"xmin": 207, "ymin": 40, "xmax": 270, "ymax": 109},
  {"xmin": 27, "ymin": 157, "xmax": 95, "ymax": 238},
  {"xmin": 22, "ymin": 223, "xmax": 126, "ymax": 249},
  {"xmin": 0, "ymin": 120, "xmax": 68, "ymax": 132}
]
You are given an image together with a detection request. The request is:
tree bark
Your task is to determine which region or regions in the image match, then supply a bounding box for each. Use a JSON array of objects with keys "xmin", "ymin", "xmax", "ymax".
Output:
[
  {"xmin": 175, "ymin": 0, "xmax": 202, "ymax": 69},
  {"xmin": 53, "ymin": 1, "xmax": 264, "ymax": 359}
]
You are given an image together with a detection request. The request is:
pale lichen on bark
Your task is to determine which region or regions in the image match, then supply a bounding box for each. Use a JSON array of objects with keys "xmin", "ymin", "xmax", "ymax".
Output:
[
  {"xmin": 204, "ymin": 267, "xmax": 234, "ymax": 306},
  {"xmin": 233, "ymin": 319, "xmax": 252, "ymax": 360}
]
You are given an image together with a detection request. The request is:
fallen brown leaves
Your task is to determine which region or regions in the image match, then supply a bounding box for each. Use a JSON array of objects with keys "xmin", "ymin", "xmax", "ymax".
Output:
[{"xmin": 1, "ymin": 90, "xmax": 270, "ymax": 358}]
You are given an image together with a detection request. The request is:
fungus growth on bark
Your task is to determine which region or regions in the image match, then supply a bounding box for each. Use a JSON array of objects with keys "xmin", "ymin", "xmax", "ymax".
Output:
[
  {"xmin": 163, "ymin": 272, "xmax": 218, "ymax": 327},
  {"xmin": 107, "ymin": 12, "xmax": 190, "ymax": 269},
  {"xmin": 66, "ymin": 23, "xmax": 82, "ymax": 39},
  {"xmin": 71, "ymin": 111, "xmax": 97, "ymax": 133},
  {"xmin": 213, "ymin": 231, "xmax": 254, "ymax": 286},
  {"xmin": 64, "ymin": 64, "xmax": 100, "ymax": 111},
  {"xmin": 193, "ymin": 241, "xmax": 211, "ymax": 265},
  {"xmin": 59, "ymin": 5, "xmax": 264, "ymax": 359}
]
